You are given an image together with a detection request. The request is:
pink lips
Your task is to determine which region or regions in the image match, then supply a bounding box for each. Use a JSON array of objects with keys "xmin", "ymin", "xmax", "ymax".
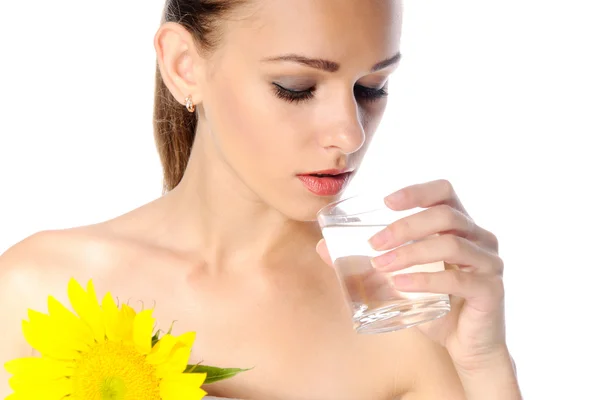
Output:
[{"xmin": 297, "ymin": 169, "xmax": 353, "ymax": 196}]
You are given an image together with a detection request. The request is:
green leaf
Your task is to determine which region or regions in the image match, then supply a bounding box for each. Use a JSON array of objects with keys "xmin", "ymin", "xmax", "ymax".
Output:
[
  {"xmin": 151, "ymin": 320, "xmax": 177, "ymax": 347},
  {"xmin": 185, "ymin": 364, "xmax": 253, "ymax": 384},
  {"xmin": 151, "ymin": 329, "xmax": 162, "ymax": 347},
  {"xmin": 166, "ymin": 320, "xmax": 177, "ymax": 335}
]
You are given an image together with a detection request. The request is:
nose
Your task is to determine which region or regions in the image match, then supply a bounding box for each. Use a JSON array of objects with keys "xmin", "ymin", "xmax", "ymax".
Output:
[{"xmin": 317, "ymin": 94, "xmax": 366, "ymax": 154}]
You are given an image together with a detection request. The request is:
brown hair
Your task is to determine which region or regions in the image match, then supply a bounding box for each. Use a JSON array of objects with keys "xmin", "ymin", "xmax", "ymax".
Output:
[{"xmin": 153, "ymin": 0, "xmax": 241, "ymax": 193}]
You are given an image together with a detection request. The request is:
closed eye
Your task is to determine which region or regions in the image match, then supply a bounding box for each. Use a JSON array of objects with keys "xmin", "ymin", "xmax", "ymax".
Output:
[
  {"xmin": 272, "ymin": 83, "xmax": 315, "ymax": 103},
  {"xmin": 272, "ymin": 83, "xmax": 389, "ymax": 104},
  {"xmin": 354, "ymin": 84, "xmax": 388, "ymax": 102}
]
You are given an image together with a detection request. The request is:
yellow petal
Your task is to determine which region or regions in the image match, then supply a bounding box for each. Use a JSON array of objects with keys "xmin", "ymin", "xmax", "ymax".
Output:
[
  {"xmin": 8, "ymin": 376, "xmax": 72, "ymax": 399},
  {"xmin": 155, "ymin": 345, "xmax": 193, "ymax": 377},
  {"xmin": 22, "ymin": 317, "xmax": 80, "ymax": 360},
  {"xmin": 85, "ymin": 280, "xmax": 99, "ymax": 304},
  {"xmin": 47, "ymin": 296, "xmax": 94, "ymax": 350},
  {"xmin": 121, "ymin": 303, "xmax": 136, "ymax": 321},
  {"xmin": 4, "ymin": 357, "xmax": 73, "ymax": 381},
  {"xmin": 160, "ymin": 373, "xmax": 207, "ymax": 400},
  {"xmin": 150, "ymin": 331, "xmax": 196, "ymax": 376},
  {"xmin": 101, "ymin": 292, "xmax": 121, "ymax": 342},
  {"xmin": 174, "ymin": 331, "xmax": 196, "ymax": 348},
  {"xmin": 115, "ymin": 303, "xmax": 136, "ymax": 344},
  {"xmin": 147, "ymin": 334, "xmax": 179, "ymax": 365},
  {"xmin": 67, "ymin": 278, "xmax": 105, "ymax": 342},
  {"xmin": 168, "ymin": 371, "xmax": 207, "ymax": 387},
  {"xmin": 133, "ymin": 309, "xmax": 155, "ymax": 355}
]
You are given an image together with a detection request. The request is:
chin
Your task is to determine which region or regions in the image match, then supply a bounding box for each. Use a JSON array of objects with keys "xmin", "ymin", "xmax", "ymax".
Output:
[
  {"xmin": 278, "ymin": 192, "xmax": 345, "ymax": 223},
  {"xmin": 257, "ymin": 175, "xmax": 353, "ymax": 222}
]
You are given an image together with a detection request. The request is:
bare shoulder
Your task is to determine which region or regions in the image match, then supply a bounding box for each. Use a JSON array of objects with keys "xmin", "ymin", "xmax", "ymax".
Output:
[
  {"xmin": 1, "ymin": 228, "xmax": 119, "ymax": 283},
  {"xmin": 0, "ymin": 220, "xmax": 189, "ymax": 324},
  {"xmin": 0, "ymin": 223, "xmax": 160, "ymax": 328},
  {"xmin": 0, "ymin": 228, "xmax": 122, "ymax": 325},
  {"xmin": 0, "ymin": 222, "xmax": 176, "ymax": 297},
  {"xmin": 1, "ymin": 229, "xmax": 80, "ymax": 285},
  {"xmin": 0, "ymin": 226, "xmax": 144, "ymax": 396}
]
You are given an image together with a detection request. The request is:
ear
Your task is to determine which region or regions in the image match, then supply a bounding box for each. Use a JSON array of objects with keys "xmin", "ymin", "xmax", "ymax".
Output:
[{"xmin": 154, "ymin": 22, "xmax": 206, "ymax": 107}]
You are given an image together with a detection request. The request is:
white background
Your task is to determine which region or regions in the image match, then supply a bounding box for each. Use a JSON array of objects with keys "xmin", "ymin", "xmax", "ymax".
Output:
[{"xmin": 1, "ymin": 0, "xmax": 599, "ymax": 398}]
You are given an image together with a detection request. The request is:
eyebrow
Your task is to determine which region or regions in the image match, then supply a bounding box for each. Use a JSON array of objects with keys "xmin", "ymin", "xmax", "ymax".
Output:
[
  {"xmin": 261, "ymin": 51, "xmax": 401, "ymax": 73},
  {"xmin": 370, "ymin": 52, "xmax": 402, "ymax": 72}
]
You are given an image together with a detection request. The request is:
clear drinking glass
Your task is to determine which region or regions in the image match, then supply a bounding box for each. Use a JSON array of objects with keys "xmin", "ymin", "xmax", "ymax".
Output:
[{"xmin": 317, "ymin": 194, "xmax": 451, "ymax": 334}]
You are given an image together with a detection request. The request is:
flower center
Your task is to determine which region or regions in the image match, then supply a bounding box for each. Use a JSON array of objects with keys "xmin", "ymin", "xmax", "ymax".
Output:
[
  {"xmin": 101, "ymin": 376, "xmax": 126, "ymax": 400},
  {"xmin": 71, "ymin": 340, "xmax": 161, "ymax": 400}
]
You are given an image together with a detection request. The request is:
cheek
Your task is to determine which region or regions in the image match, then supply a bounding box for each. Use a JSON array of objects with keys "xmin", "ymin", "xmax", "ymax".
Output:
[
  {"xmin": 209, "ymin": 79, "xmax": 289, "ymax": 165},
  {"xmin": 361, "ymin": 100, "xmax": 387, "ymax": 135}
]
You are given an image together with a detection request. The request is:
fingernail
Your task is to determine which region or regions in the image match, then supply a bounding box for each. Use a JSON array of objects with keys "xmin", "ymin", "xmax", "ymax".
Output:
[
  {"xmin": 371, "ymin": 251, "xmax": 396, "ymax": 268},
  {"xmin": 369, "ymin": 227, "xmax": 392, "ymax": 250}
]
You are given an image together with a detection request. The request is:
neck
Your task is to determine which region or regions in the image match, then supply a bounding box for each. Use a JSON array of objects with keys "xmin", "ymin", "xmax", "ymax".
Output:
[{"xmin": 159, "ymin": 127, "xmax": 322, "ymax": 271}]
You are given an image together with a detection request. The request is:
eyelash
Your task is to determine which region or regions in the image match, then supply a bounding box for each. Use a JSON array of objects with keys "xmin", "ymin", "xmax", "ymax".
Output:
[{"xmin": 272, "ymin": 83, "xmax": 388, "ymax": 104}]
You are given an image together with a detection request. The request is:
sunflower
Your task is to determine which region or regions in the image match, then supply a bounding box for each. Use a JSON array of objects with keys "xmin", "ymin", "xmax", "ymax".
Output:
[{"xmin": 4, "ymin": 278, "xmax": 207, "ymax": 400}]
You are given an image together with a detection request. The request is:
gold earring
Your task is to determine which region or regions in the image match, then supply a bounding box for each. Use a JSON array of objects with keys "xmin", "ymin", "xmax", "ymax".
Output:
[{"xmin": 185, "ymin": 95, "xmax": 195, "ymax": 113}]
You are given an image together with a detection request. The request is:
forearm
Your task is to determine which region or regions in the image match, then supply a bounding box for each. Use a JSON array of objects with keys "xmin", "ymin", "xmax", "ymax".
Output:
[{"xmin": 454, "ymin": 347, "xmax": 522, "ymax": 400}]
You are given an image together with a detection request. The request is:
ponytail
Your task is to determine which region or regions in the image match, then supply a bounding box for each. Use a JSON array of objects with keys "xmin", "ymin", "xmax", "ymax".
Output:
[
  {"xmin": 152, "ymin": 0, "xmax": 241, "ymax": 193},
  {"xmin": 153, "ymin": 63, "xmax": 198, "ymax": 193}
]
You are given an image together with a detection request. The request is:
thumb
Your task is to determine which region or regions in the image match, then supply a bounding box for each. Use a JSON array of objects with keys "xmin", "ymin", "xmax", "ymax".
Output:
[{"xmin": 316, "ymin": 239, "xmax": 333, "ymax": 266}]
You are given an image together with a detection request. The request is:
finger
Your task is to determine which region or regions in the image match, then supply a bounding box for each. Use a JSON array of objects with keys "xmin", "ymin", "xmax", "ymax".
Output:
[
  {"xmin": 384, "ymin": 179, "xmax": 468, "ymax": 215},
  {"xmin": 368, "ymin": 204, "xmax": 490, "ymax": 251},
  {"xmin": 393, "ymin": 269, "xmax": 505, "ymax": 313},
  {"xmin": 316, "ymin": 239, "xmax": 333, "ymax": 266},
  {"xmin": 371, "ymin": 233, "xmax": 504, "ymax": 275}
]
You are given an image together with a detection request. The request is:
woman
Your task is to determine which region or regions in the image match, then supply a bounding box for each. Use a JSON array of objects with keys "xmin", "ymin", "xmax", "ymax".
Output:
[{"xmin": 0, "ymin": 0, "xmax": 521, "ymax": 398}]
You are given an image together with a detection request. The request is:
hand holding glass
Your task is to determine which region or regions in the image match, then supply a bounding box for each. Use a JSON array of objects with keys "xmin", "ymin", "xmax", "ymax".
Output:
[{"xmin": 317, "ymin": 195, "xmax": 451, "ymax": 334}]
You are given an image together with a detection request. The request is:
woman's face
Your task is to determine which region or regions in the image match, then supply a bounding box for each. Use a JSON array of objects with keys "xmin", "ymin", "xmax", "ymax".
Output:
[{"xmin": 198, "ymin": 0, "xmax": 402, "ymax": 220}]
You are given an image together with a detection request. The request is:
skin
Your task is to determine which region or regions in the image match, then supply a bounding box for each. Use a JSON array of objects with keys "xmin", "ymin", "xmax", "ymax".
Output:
[{"xmin": 0, "ymin": 0, "xmax": 521, "ymax": 399}]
